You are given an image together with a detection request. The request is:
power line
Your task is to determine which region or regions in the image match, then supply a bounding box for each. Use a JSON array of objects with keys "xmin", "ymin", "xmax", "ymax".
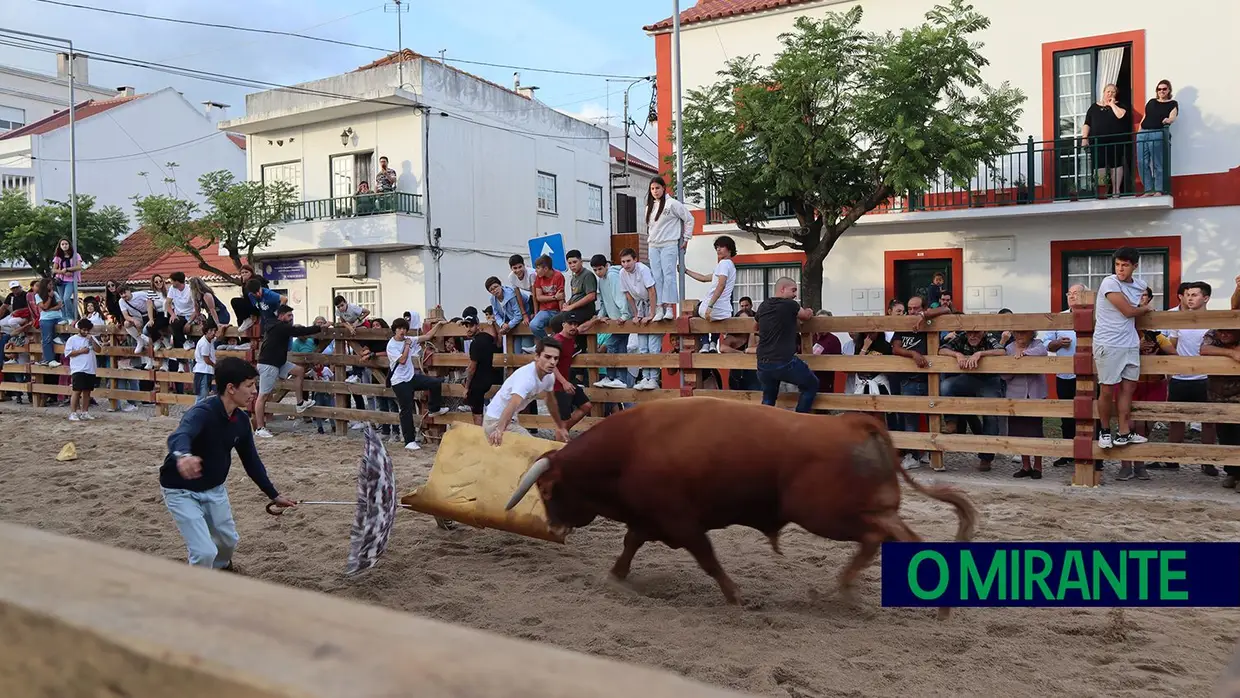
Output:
[{"xmin": 28, "ymin": 0, "xmax": 652, "ymax": 80}]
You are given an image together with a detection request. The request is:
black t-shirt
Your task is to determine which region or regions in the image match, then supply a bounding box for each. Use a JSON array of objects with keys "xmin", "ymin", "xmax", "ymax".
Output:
[
  {"xmin": 1140, "ymin": 99, "xmax": 1178, "ymax": 130},
  {"xmin": 468, "ymin": 331, "xmax": 501, "ymax": 387},
  {"xmin": 852, "ymin": 333, "xmax": 892, "ymax": 380},
  {"xmin": 1085, "ymin": 102, "xmax": 1129, "ymax": 138},
  {"xmin": 4, "ymin": 291, "xmax": 27, "ymax": 311},
  {"xmin": 756, "ymin": 297, "xmax": 801, "ymax": 365}
]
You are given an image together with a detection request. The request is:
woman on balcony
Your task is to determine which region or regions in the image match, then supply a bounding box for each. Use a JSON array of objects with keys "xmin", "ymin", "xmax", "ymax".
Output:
[
  {"xmin": 1081, "ymin": 83, "xmax": 1129, "ymax": 196},
  {"xmin": 644, "ymin": 176, "xmax": 694, "ymax": 322},
  {"xmin": 1137, "ymin": 80, "xmax": 1178, "ymax": 196}
]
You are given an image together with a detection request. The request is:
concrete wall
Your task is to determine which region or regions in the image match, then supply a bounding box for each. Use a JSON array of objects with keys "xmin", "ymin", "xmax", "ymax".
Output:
[{"xmin": 0, "ymin": 61, "xmax": 116, "ymax": 131}]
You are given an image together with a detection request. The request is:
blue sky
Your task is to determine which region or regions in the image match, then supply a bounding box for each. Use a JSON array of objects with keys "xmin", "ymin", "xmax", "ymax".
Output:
[{"xmin": 2, "ymin": 0, "xmax": 670, "ymax": 132}]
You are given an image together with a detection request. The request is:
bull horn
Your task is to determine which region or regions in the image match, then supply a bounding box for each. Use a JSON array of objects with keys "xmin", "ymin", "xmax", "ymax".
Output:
[{"xmin": 504, "ymin": 457, "xmax": 552, "ymax": 511}]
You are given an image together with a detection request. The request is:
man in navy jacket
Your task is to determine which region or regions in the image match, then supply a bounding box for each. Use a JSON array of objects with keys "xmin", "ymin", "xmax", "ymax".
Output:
[{"xmin": 160, "ymin": 356, "xmax": 297, "ymax": 570}]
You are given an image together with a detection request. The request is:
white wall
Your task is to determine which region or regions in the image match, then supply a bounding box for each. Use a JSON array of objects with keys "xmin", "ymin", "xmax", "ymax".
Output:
[
  {"xmin": 27, "ymin": 88, "xmax": 244, "ymax": 224},
  {"xmin": 671, "ymin": 0, "xmax": 1240, "ymax": 177},
  {"xmin": 271, "ymin": 251, "xmax": 430, "ymax": 326},
  {"xmin": 0, "ymin": 61, "xmax": 116, "ymax": 132}
]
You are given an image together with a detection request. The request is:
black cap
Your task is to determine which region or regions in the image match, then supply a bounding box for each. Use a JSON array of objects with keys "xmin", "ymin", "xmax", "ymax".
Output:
[
  {"xmin": 462, "ymin": 305, "xmax": 478, "ymax": 318},
  {"xmin": 564, "ymin": 311, "xmax": 582, "ymax": 324},
  {"xmin": 460, "ymin": 314, "xmax": 479, "ymax": 326}
]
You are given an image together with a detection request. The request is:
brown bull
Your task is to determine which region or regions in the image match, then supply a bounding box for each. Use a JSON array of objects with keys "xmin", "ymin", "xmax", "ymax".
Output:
[{"xmin": 504, "ymin": 397, "xmax": 978, "ymax": 619}]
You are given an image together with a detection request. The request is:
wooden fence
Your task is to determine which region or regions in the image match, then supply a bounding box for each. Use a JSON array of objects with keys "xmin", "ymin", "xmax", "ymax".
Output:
[
  {"xmin": 0, "ymin": 520, "xmax": 746, "ymax": 698},
  {"xmin": 5, "ymin": 296, "xmax": 1240, "ymax": 488}
]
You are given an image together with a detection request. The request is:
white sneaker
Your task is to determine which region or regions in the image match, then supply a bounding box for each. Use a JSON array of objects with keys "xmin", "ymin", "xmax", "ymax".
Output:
[
  {"xmin": 456, "ymin": 405, "xmax": 471, "ymax": 412},
  {"xmin": 901, "ymin": 454, "xmax": 921, "ymax": 470},
  {"xmin": 81, "ymin": 412, "xmax": 96, "ymax": 420},
  {"xmin": 404, "ymin": 441, "xmax": 422, "ymax": 451},
  {"xmin": 296, "ymin": 398, "xmax": 315, "ymax": 414},
  {"xmin": 604, "ymin": 378, "xmax": 628, "ymax": 389},
  {"xmin": 68, "ymin": 413, "xmax": 80, "ymax": 421},
  {"xmin": 1124, "ymin": 432, "xmax": 1149, "ymax": 445},
  {"xmin": 699, "ymin": 342, "xmax": 715, "ymax": 353},
  {"xmin": 521, "ymin": 346, "xmax": 536, "ymax": 354},
  {"xmin": 349, "ymin": 421, "xmax": 365, "ymax": 430},
  {"xmin": 233, "ymin": 343, "xmax": 251, "ymax": 350},
  {"xmin": 919, "ymin": 452, "xmax": 931, "ymax": 465},
  {"xmin": 428, "ymin": 407, "xmax": 449, "ymax": 417},
  {"xmin": 1011, "ymin": 454, "xmax": 1022, "ymax": 463},
  {"xmin": 1098, "ymin": 433, "xmax": 1113, "ymax": 449},
  {"xmin": 254, "ymin": 427, "xmax": 274, "ymax": 438},
  {"xmin": 635, "ymin": 378, "xmax": 658, "ymax": 391},
  {"xmin": 134, "ymin": 336, "xmax": 150, "ymax": 355},
  {"xmin": 183, "ymin": 341, "xmax": 195, "ymax": 350},
  {"xmin": 47, "ymin": 360, "xmax": 61, "ymax": 368},
  {"xmin": 652, "ymin": 307, "xmax": 666, "ymax": 322},
  {"xmin": 1190, "ymin": 422, "xmax": 1203, "ymax": 432},
  {"xmin": 121, "ymin": 402, "xmax": 137, "ymax": 412}
]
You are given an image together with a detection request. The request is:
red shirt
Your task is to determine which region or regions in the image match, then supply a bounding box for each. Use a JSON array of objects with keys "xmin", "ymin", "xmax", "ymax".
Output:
[
  {"xmin": 535, "ymin": 271, "xmax": 565, "ymax": 312},
  {"xmin": 552, "ymin": 331, "xmax": 575, "ymax": 392}
]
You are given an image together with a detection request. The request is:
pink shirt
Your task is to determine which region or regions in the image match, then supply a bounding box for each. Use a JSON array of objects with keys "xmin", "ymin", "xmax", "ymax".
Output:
[
  {"xmin": 1003, "ymin": 339, "xmax": 1048, "ymax": 399},
  {"xmin": 53, "ymin": 252, "xmax": 82, "ymax": 284}
]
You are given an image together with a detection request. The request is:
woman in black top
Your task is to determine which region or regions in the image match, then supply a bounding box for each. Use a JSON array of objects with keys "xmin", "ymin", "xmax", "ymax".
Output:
[
  {"xmin": 1136, "ymin": 79, "xmax": 1178, "ymax": 195},
  {"xmin": 1081, "ymin": 83, "xmax": 1129, "ymax": 195}
]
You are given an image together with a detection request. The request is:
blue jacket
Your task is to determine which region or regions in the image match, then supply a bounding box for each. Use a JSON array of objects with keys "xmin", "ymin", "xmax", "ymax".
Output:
[
  {"xmin": 159, "ymin": 396, "xmax": 279, "ymax": 499},
  {"xmin": 490, "ymin": 285, "xmax": 531, "ymax": 329}
]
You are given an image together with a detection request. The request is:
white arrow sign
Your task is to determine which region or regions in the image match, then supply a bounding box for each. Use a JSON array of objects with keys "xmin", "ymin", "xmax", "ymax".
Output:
[{"xmin": 540, "ymin": 242, "xmax": 555, "ymax": 258}]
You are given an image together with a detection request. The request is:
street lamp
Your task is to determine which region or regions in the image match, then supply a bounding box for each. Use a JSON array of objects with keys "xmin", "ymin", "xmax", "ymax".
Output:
[{"xmin": 672, "ymin": 0, "xmax": 686, "ymax": 304}]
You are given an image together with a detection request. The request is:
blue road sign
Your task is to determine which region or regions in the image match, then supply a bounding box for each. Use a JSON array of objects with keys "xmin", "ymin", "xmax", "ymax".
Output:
[{"xmin": 528, "ymin": 233, "xmax": 567, "ymax": 272}]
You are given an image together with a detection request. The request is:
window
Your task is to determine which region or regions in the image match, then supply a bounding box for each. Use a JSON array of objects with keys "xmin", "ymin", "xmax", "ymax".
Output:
[
  {"xmin": 0, "ymin": 175, "xmax": 34, "ymax": 202},
  {"xmin": 332, "ymin": 286, "xmax": 380, "ymax": 318},
  {"xmin": 262, "ymin": 161, "xmax": 303, "ymax": 199},
  {"xmin": 0, "ymin": 105, "xmax": 25, "ymax": 132},
  {"xmin": 537, "ymin": 172, "xmax": 557, "ymax": 214},
  {"xmin": 1063, "ymin": 249, "xmax": 1168, "ymax": 309},
  {"xmin": 330, "ymin": 151, "xmax": 375, "ymax": 199},
  {"xmin": 1052, "ymin": 43, "xmax": 1133, "ymax": 196},
  {"xmin": 586, "ymin": 183, "xmax": 603, "ymax": 222},
  {"xmin": 734, "ymin": 264, "xmax": 802, "ymax": 306}
]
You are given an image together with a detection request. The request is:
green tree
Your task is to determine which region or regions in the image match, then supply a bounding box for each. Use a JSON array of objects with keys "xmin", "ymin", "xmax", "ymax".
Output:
[
  {"xmin": 0, "ymin": 190, "xmax": 125, "ymax": 278},
  {"xmin": 679, "ymin": 0, "xmax": 1026, "ymax": 309},
  {"xmin": 132, "ymin": 168, "xmax": 297, "ymax": 283}
]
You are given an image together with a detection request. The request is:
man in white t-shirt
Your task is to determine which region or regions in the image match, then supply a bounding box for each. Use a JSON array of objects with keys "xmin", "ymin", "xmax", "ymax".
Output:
[
  {"xmin": 483, "ymin": 337, "xmax": 568, "ymax": 446},
  {"xmin": 386, "ymin": 317, "xmax": 449, "ymax": 451},
  {"xmin": 1166, "ymin": 281, "xmax": 1216, "ymax": 453},
  {"xmin": 618, "ymin": 247, "xmax": 661, "ymax": 390},
  {"xmin": 64, "ymin": 318, "xmax": 101, "ymax": 421},
  {"xmin": 1093, "ymin": 247, "xmax": 1153, "ymax": 449},
  {"xmin": 193, "ymin": 320, "xmax": 219, "ymax": 403},
  {"xmin": 685, "ymin": 235, "xmax": 738, "ymax": 353},
  {"xmin": 166, "ymin": 271, "xmax": 200, "ymax": 349},
  {"xmin": 1042, "ymin": 283, "xmax": 1087, "ymax": 467},
  {"xmin": 507, "ymin": 254, "xmax": 533, "ymax": 295}
]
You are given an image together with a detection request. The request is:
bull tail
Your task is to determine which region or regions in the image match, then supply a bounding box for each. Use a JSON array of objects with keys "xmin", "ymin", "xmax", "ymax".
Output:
[{"xmin": 896, "ymin": 464, "xmax": 979, "ymax": 542}]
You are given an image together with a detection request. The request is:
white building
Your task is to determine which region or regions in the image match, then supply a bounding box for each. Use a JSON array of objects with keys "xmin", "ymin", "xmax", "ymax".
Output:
[
  {"xmin": 0, "ymin": 86, "xmax": 246, "ymax": 225},
  {"xmin": 646, "ymin": 0, "xmax": 1240, "ymax": 314},
  {"xmin": 0, "ymin": 53, "xmax": 115, "ymax": 135},
  {"xmin": 218, "ymin": 50, "xmax": 613, "ymax": 324},
  {"xmin": 609, "ymin": 138, "xmax": 659, "ymax": 260}
]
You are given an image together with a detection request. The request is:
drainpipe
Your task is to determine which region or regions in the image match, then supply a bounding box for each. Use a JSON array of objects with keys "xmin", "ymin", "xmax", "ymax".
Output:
[{"xmin": 422, "ymin": 106, "xmax": 442, "ymax": 308}]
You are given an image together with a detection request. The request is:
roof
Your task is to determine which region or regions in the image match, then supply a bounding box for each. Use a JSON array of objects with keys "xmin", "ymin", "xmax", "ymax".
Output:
[
  {"xmin": 643, "ymin": 0, "xmax": 820, "ymax": 32},
  {"xmin": 226, "ymin": 133, "xmax": 246, "ymax": 150},
  {"xmin": 0, "ymin": 94, "xmax": 145, "ymax": 140},
  {"xmin": 610, "ymin": 144, "xmax": 658, "ymax": 173},
  {"xmin": 79, "ymin": 228, "xmax": 226, "ymax": 286},
  {"xmin": 354, "ymin": 49, "xmax": 531, "ymax": 101}
]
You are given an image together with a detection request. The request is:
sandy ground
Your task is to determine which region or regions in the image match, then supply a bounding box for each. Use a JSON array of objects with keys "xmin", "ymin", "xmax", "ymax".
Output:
[{"xmin": 2, "ymin": 402, "xmax": 1239, "ymax": 698}]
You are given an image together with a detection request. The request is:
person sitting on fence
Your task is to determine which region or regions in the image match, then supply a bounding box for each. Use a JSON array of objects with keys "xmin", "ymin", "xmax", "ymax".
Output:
[
  {"xmin": 549, "ymin": 312, "xmax": 599, "ymax": 431},
  {"xmin": 755, "ymin": 276, "xmax": 817, "ymax": 413},
  {"xmin": 507, "ymin": 254, "xmax": 533, "ymax": 296},
  {"xmin": 64, "ymin": 317, "xmax": 101, "ymax": 422},
  {"xmin": 243, "ymin": 278, "xmax": 287, "ymax": 339},
  {"xmin": 83, "ymin": 297, "xmax": 105, "ymax": 327},
  {"xmin": 482, "ymin": 337, "xmax": 569, "ymax": 447},
  {"xmin": 160, "ymin": 356, "xmax": 298, "ymax": 571},
  {"xmin": 229, "ymin": 265, "xmax": 267, "ymax": 342},
  {"xmin": 561, "ymin": 249, "xmax": 598, "ymax": 332},
  {"xmin": 166, "ymin": 271, "xmax": 201, "ymax": 351},
  {"xmin": 463, "ymin": 312, "xmax": 501, "ymax": 427},
  {"xmin": 253, "ymin": 305, "xmax": 320, "ymax": 439},
  {"xmin": 589, "ymin": 253, "xmax": 632, "ymax": 390},
  {"xmin": 1093, "ymin": 246, "xmax": 1153, "ymax": 449},
  {"xmin": 938, "ymin": 328, "xmax": 1007, "ymax": 471},
  {"xmin": 189, "ymin": 277, "xmax": 230, "ymax": 333},
  {"xmin": 619, "ymin": 247, "xmax": 661, "ymax": 391},
  {"xmin": 530, "ymin": 255, "xmax": 565, "ymax": 343},
  {"xmin": 334, "ymin": 295, "xmax": 370, "ymax": 335},
  {"xmin": 684, "ymin": 235, "xmax": 738, "ymax": 353},
  {"xmin": 485, "ymin": 275, "xmax": 533, "ymax": 354},
  {"xmin": 1004, "ymin": 330, "xmax": 1049, "ymax": 479},
  {"xmin": 193, "ymin": 320, "xmax": 218, "ymax": 403},
  {"xmin": 1200, "ymin": 327, "xmax": 1240, "ymax": 490},
  {"xmin": 387, "ymin": 316, "xmax": 449, "ymax": 452}
]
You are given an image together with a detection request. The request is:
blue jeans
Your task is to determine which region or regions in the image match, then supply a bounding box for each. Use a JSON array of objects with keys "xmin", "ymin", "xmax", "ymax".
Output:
[
  {"xmin": 649, "ymin": 244, "xmax": 679, "ymax": 305},
  {"xmin": 57, "ymin": 280, "xmax": 78, "ymax": 320},
  {"xmin": 758, "ymin": 357, "xmax": 819, "ymax": 413},
  {"xmin": 602, "ymin": 333, "xmax": 631, "ymax": 382},
  {"xmin": 193, "ymin": 372, "xmax": 213, "ymax": 402},
  {"xmin": 39, "ymin": 318, "xmax": 58, "ymax": 364},
  {"xmin": 529, "ymin": 310, "xmax": 557, "ymax": 340},
  {"xmin": 162, "ymin": 484, "xmax": 238, "ymax": 569},
  {"xmin": 941, "ymin": 374, "xmax": 1003, "ymax": 461},
  {"xmin": 1136, "ymin": 129, "xmax": 1165, "ymax": 194},
  {"xmin": 900, "ymin": 378, "xmax": 928, "ymax": 456}
]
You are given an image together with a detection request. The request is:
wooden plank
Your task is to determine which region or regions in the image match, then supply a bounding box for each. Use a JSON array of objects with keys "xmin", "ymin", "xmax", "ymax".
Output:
[
  {"xmin": 277, "ymin": 378, "xmax": 391, "ymax": 398},
  {"xmin": 264, "ymin": 401, "xmax": 401, "ymax": 425},
  {"xmin": 155, "ymin": 392, "xmax": 199, "ymax": 406},
  {"xmin": 0, "ymin": 521, "xmax": 743, "ymax": 698}
]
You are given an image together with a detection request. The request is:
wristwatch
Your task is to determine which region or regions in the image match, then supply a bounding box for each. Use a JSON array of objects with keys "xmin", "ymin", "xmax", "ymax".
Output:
[{"xmin": 172, "ymin": 451, "xmax": 190, "ymax": 460}]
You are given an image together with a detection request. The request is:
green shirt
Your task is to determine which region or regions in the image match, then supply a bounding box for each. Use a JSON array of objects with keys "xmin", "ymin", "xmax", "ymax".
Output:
[{"xmin": 569, "ymin": 267, "xmax": 598, "ymax": 312}]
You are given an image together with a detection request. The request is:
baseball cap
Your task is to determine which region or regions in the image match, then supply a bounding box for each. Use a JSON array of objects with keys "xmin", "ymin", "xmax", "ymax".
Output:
[
  {"xmin": 460, "ymin": 314, "xmax": 479, "ymax": 326},
  {"xmin": 564, "ymin": 311, "xmax": 582, "ymax": 324},
  {"xmin": 8, "ymin": 280, "xmax": 20, "ymax": 289}
]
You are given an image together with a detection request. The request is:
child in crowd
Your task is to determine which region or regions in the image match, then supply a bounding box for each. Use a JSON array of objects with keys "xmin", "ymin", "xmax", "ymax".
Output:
[
  {"xmin": 1004, "ymin": 330, "xmax": 1048, "ymax": 478},
  {"xmin": 310, "ymin": 363, "xmax": 335, "ymax": 434},
  {"xmin": 193, "ymin": 320, "xmax": 219, "ymax": 403},
  {"xmin": 64, "ymin": 318, "xmax": 101, "ymax": 421}
]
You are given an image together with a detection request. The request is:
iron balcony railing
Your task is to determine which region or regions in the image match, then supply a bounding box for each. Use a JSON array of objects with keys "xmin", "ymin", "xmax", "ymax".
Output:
[
  {"xmin": 283, "ymin": 191, "xmax": 423, "ymax": 222},
  {"xmin": 702, "ymin": 128, "xmax": 1172, "ymax": 223}
]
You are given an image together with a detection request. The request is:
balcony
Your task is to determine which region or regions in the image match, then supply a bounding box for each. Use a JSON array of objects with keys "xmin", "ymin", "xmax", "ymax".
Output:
[
  {"xmin": 703, "ymin": 130, "xmax": 1174, "ymax": 229},
  {"xmin": 261, "ymin": 192, "xmax": 425, "ymax": 257}
]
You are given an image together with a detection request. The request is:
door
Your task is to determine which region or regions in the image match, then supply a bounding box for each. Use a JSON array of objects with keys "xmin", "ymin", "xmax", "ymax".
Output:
[
  {"xmin": 330, "ymin": 155, "xmax": 356, "ymax": 199},
  {"xmin": 1052, "ymin": 44, "xmax": 1133, "ymax": 197},
  {"xmin": 894, "ymin": 258, "xmax": 951, "ymax": 306}
]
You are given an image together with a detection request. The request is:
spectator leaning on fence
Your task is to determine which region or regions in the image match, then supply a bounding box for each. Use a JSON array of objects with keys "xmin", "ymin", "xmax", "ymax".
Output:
[
  {"xmin": 508, "ymin": 254, "xmax": 533, "ymax": 295},
  {"xmin": 193, "ymin": 320, "xmax": 218, "ymax": 403},
  {"xmin": 549, "ymin": 312, "xmax": 599, "ymax": 430},
  {"xmin": 1165, "ymin": 281, "xmax": 1215, "ymax": 464},
  {"xmin": 1004, "ymin": 330, "xmax": 1049, "ymax": 479},
  {"xmin": 463, "ymin": 312, "xmax": 501, "ymax": 426},
  {"xmin": 619, "ymin": 247, "xmax": 661, "ymax": 391},
  {"xmin": 334, "ymin": 295, "xmax": 370, "ymax": 335},
  {"xmin": 891, "ymin": 294, "xmax": 949, "ymax": 469},
  {"xmin": 755, "ymin": 277, "xmax": 817, "ymax": 413},
  {"xmin": 485, "ymin": 275, "xmax": 532, "ymax": 354},
  {"xmin": 938, "ymin": 328, "xmax": 1007, "ymax": 470},
  {"xmin": 387, "ymin": 316, "xmax": 449, "ymax": 452},
  {"xmin": 1093, "ymin": 246, "xmax": 1152, "ymax": 449},
  {"xmin": 1200, "ymin": 327, "xmax": 1240, "ymax": 490},
  {"xmin": 589, "ymin": 254, "xmax": 632, "ymax": 390},
  {"xmin": 1043, "ymin": 283, "xmax": 1086, "ymax": 467},
  {"xmin": 529, "ymin": 255, "xmax": 565, "ymax": 343}
]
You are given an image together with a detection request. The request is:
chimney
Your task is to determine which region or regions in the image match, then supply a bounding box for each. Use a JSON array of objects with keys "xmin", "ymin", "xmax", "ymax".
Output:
[
  {"xmin": 513, "ymin": 71, "xmax": 520, "ymax": 90},
  {"xmin": 517, "ymin": 85, "xmax": 539, "ymax": 100},
  {"xmin": 56, "ymin": 52, "xmax": 89, "ymax": 85},
  {"xmin": 202, "ymin": 101, "xmax": 230, "ymax": 121},
  {"xmin": 116, "ymin": 86, "xmax": 135, "ymax": 98}
]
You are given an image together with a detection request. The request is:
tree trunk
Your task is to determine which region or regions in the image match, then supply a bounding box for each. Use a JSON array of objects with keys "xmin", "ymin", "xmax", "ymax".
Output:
[{"xmin": 801, "ymin": 258, "xmax": 825, "ymax": 312}]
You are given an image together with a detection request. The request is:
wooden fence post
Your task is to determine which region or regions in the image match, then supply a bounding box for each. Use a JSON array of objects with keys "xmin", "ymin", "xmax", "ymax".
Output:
[
  {"xmin": 676, "ymin": 300, "xmax": 697, "ymax": 396},
  {"xmin": 423, "ymin": 305, "xmax": 448, "ymax": 441},
  {"xmin": 1072, "ymin": 291, "xmax": 1100, "ymax": 487},
  {"xmin": 926, "ymin": 332, "xmax": 945, "ymax": 472}
]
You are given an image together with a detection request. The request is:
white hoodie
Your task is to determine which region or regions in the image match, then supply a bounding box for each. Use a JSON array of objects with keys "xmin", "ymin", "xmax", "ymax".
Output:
[{"xmin": 645, "ymin": 196, "xmax": 694, "ymax": 248}]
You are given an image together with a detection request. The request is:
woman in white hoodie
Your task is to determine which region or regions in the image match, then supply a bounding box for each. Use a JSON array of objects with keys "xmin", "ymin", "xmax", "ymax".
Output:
[{"xmin": 644, "ymin": 176, "xmax": 694, "ymax": 321}]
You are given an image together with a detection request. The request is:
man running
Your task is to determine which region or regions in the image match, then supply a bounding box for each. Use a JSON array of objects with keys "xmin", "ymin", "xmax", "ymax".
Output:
[{"xmin": 160, "ymin": 357, "xmax": 297, "ymax": 570}]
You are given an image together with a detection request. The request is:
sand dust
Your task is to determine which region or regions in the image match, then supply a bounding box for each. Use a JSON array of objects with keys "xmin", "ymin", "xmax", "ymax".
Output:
[{"xmin": 1, "ymin": 405, "xmax": 1238, "ymax": 697}]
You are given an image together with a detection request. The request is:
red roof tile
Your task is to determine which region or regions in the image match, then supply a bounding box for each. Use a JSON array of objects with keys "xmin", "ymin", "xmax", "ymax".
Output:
[
  {"xmin": 610, "ymin": 145, "xmax": 658, "ymax": 172},
  {"xmin": 80, "ymin": 229, "xmax": 229, "ymax": 286},
  {"xmin": 0, "ymin": 94, "xmax": 145, "ymax": 140},
  {"xmin": 643, "ymin": 0, "xmax": 819, "ymax": 32},
  {"xmin": 226, "ymin": 133, "xmax": 246, "ymax": 150},
  {"xmin": 354, "ymin": 49, "xmax": 530, "ymax": 101}
]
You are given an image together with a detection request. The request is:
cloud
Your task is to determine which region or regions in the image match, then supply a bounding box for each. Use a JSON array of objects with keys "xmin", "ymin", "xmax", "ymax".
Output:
[{"xmin": 563, "ymin": 101, "xmax": 610, "ymax": 125}]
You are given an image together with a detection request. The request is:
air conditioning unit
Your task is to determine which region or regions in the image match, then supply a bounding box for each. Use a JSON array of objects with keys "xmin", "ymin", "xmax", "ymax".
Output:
[{"xmin": 335, "ymin": 252, "xmax": 367, "ymax": 278}]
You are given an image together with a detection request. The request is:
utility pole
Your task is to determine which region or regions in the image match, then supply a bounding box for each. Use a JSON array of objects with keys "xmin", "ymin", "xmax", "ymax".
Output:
[
  {"xmin": 672, "ymin": 0, "xmax": 686, "ymax": 303},
  {"xmin": 384, "ymin": 0, "xmax": 409, "ymax": 87}
]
